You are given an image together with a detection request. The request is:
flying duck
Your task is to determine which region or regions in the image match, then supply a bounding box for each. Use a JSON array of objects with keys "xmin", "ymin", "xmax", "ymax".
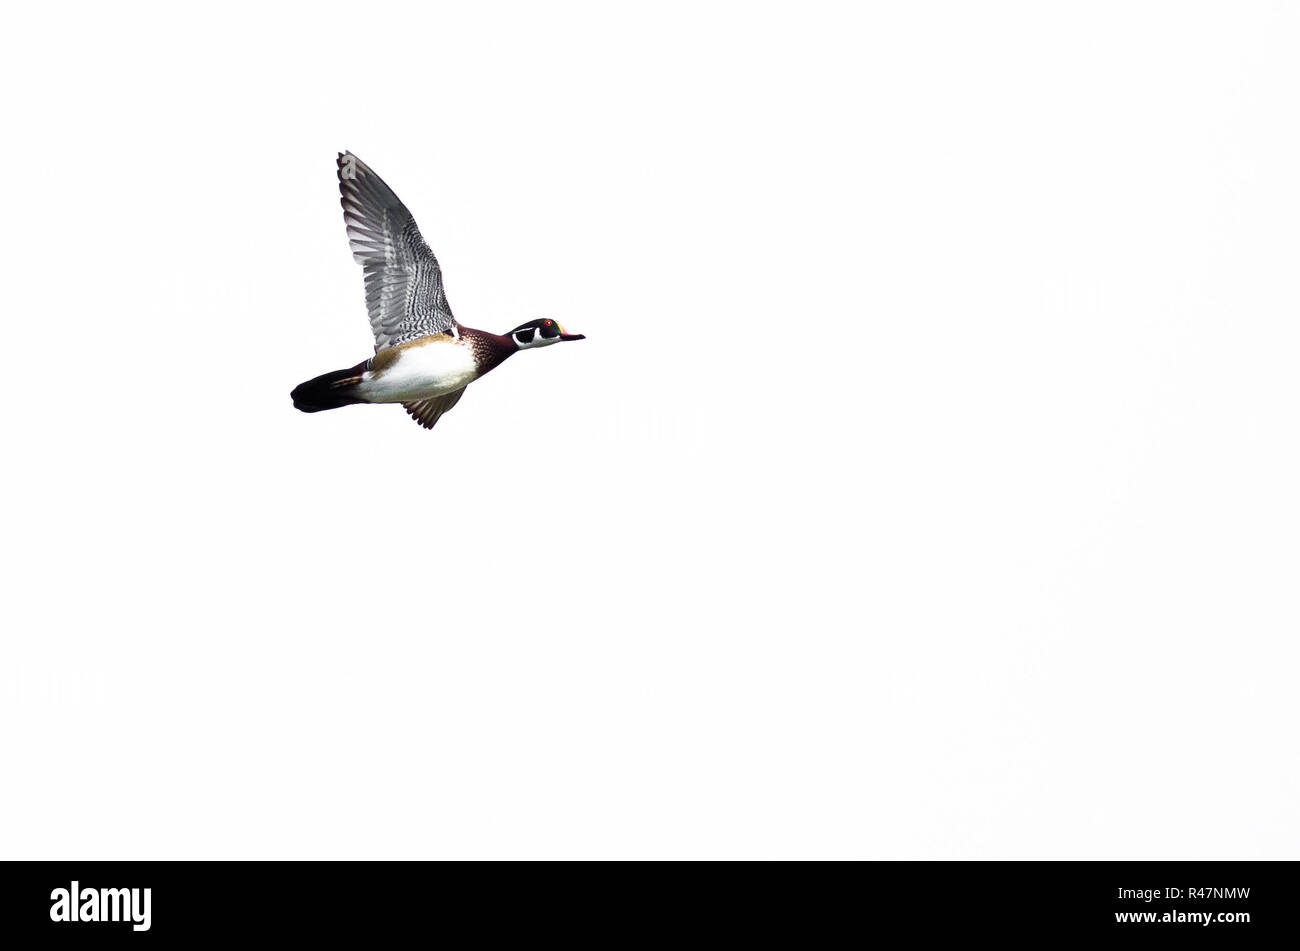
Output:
[{"xmin": 291, "ymin": 152, "xmax": 584, "ymax": 430}]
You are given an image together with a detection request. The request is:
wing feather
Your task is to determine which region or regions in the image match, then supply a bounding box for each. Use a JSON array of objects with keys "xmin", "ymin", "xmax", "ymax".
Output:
[
  {"xmin": 402, "ymin": 388, "xmax": 467, "ymax": 430},
  {"xmin": 337, "ymin": 152, "xmax": 456, "ymax": 350}
]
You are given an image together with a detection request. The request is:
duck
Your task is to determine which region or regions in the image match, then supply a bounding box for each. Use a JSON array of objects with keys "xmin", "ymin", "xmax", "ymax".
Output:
[{"xmin": 291, "ymin": 152, "xmax": 584, "ymax": 430}]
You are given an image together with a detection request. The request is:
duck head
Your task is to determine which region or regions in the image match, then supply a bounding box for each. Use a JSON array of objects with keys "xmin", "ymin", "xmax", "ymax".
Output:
[{"xmin": 508, "ymin": 318, "xmax": 585, "ymax": 350}]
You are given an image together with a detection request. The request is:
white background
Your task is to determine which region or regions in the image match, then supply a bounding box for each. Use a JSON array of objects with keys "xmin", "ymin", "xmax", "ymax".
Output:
[{"xmin": 1, "ymin": 1, "xmax": 1297, "ymax": 859}]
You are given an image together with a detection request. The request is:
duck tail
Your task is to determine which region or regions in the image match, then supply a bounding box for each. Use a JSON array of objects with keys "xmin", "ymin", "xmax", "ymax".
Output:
[{"xmin": 290, "ymin": 360, "xmax": 368, "ymax": 413}]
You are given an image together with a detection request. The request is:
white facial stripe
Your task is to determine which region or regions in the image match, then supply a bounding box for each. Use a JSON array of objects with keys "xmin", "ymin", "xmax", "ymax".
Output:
[{"xmin": 515, "ymin": 327, "xmax": 560, "ymax": 349}]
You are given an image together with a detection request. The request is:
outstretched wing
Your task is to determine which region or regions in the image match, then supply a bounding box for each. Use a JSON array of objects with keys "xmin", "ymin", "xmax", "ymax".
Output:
[
  {"xmin": 402, "ymin": 388, "xmax": 467, "ymax": 430},
  {"xmin": 337, "ymin": 152, "xmax": 456, "ymax": 351}
]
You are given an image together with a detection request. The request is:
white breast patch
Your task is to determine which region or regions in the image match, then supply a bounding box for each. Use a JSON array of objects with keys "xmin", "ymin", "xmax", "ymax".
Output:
[{"xmin": 356, "ymin": 341, "xmax": 478, "ymax": 403}]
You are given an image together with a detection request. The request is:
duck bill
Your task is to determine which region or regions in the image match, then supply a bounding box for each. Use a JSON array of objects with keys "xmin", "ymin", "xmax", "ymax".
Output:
[{"xmin": 559, "ymin": 333, "xmax": 586, "ymax": 341}]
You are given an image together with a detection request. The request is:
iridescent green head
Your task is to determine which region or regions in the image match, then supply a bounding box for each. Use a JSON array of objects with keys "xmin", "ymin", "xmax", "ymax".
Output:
[{"xmin": 509, "ymin": 318, "xmax": 585, "ymax": 349}]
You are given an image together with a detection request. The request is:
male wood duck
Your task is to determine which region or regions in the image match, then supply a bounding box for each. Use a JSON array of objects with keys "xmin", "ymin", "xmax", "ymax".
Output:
[{"xmin": 291, "ymin": 152, "xmax": 584, "ymax": 430}]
